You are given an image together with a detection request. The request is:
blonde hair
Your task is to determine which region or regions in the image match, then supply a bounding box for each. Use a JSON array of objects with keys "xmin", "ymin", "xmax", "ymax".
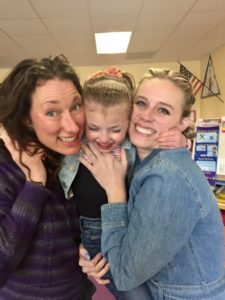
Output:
[
  {"xmin": 136, "ymin": 68, "xmax": 196, "ymax": 139},
  {"xmin": 83, "ymin": 70, "xmax": 134, "ymax": 115}
]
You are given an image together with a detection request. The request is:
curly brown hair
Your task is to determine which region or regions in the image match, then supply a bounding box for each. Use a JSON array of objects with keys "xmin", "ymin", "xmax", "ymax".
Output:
[{"xmin": 0, "ymin": 54, "xmax": 82, "ymax": 181}]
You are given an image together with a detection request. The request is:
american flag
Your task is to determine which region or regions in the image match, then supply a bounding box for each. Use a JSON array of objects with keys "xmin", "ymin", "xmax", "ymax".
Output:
[{"xmin": 179, "ymin": 64, "xmax": 203, "ymax": 96}]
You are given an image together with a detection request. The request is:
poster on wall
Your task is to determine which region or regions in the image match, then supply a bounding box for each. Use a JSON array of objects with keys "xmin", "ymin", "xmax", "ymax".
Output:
[
  {"xmin": 217, "ymin": 116, "xmax": 225, "ymax": 176},
  {"xmin": 201, "ymin": 56, "xmax": 220, "ymax": 98},
  {"xmin": 193, "ymin": 119, "xmax": 220, "ymax": 186}
]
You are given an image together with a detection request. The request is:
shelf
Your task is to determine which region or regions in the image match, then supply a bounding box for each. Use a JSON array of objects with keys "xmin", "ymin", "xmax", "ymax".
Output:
[
  {"xmin": 215, "ymin": 180, "xmax": 225, "ymax": 186},
  {"xmin": 215, "ymin": 175, "xmax": 225, "ymax": 186}
]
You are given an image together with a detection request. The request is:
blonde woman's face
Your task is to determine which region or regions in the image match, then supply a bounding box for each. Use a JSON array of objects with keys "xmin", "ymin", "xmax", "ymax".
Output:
[
  {"xmin": 85, "ymin": 101, "xmax": 130, "ymax": 153},
  {"xmin": 129, "ymin": 78, "xmax": 190, "ymax": 160}
]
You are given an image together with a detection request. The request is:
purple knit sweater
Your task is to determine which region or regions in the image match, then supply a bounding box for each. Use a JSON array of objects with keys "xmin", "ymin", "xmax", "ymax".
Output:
[{"xmin": 0, "ymin": 150, "xmax": 95, "ymax": 299}]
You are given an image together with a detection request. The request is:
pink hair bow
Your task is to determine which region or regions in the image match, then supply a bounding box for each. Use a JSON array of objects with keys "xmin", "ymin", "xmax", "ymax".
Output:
[{"xmin": 87, "ymin": 66, "xmax": 122, "ymax": 80}]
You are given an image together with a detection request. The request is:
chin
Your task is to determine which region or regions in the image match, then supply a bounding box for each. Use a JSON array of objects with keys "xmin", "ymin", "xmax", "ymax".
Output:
[{"xmin": 60, "ymin": 146, "xmax": 81, "ymax": 156}]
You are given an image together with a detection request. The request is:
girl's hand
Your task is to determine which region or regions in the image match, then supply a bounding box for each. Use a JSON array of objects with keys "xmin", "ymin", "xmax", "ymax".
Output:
[
  {"xmin": 79, "ymin": 143, "xmax": 127, "ymax": 203},
  {"xmin": 79, "ymin": 244, "xmax": 110, "ymax": 285},
  {"xmin": 1, "ymin": 128, "xmax": 47, "ymax": 185},
  {"xmin": 157, "ymin": 128, "xmax": 187, "ymax": 149}
]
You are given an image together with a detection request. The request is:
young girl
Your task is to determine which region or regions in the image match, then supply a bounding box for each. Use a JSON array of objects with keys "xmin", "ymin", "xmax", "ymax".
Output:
[
  {"xmin": 59, "ymin": 67, "xmax": 187, "ymax": 299},
  {"xmin": 80, "ymin": 68, "xmax": 225, "ymax": 299}
]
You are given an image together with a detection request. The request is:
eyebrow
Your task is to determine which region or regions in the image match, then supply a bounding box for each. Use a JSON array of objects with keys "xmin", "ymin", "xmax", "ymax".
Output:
[
  {"xmin": 41, "ymin": 100, "xmax": 59, "ymax": 105},
  {"xmin": 41, "ymin": 95, "xmax": 82, "ymax": 105},
  {"xmin": 159, "ymin": 101, "xmax": 174, "ymax": 110},
  {"xmin": 136, "ymin": 95, "xmax": 174, "ymax": 111},
  {"xmin": 87, "ymin": 124, "xmax": 122, "ymax": 129}
]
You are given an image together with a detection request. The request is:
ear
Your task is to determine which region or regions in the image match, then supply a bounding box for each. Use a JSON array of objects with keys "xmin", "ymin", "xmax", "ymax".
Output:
[
  {"xmin": 179, "ymin": 117, "xmax": 191, "ymax": 132},
  {"xmin": 22, "ymin": 119, "xmax": 34, "ymax": 133},
  {"xmin": 24, "ymin": 118, "xmax": 33, "ymax": 128}
]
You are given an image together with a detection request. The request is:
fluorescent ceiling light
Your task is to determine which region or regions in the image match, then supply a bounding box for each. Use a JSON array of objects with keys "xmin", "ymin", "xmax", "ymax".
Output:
[{"xmin": 95, "ymin": 32, "xmax": 132, "ymax": 54}]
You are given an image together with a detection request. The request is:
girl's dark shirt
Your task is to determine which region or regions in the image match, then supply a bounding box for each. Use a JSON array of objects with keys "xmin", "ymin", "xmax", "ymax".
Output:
[
  {"xmin": 72, "ymin": 163, "xmax": 129, "ymax": 218},
  {"xmin": 72, "ymin": 164, "xmax": 106, "ymax": 218}
]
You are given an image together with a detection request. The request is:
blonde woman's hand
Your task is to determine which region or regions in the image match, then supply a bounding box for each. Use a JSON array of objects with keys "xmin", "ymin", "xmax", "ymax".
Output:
[{"xmin": 1, "ymin": 128, "xmax": 47, "ymax": 185}]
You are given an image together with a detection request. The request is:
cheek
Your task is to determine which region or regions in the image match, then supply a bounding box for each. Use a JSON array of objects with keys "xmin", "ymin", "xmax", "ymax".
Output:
[
  {"xmin": 75, "ymin": 112, "xmax": 85, "ymax": 134},
  {"xmin": 130, "ymin": 109, "xmax": 140, "ymax": 122},
  {"xmin": 115, "ymin": 131, "xmax": 127, "ymax": 144},
  {"xmin": 85, "ymin": 129, "xmax": 97, "ymax": 142},
  {"xmin": 31, "ymin": 113, "xmax": 58, "ymax": 134}
]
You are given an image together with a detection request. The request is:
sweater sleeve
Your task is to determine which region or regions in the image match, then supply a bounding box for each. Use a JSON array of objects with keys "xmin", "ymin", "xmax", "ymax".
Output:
[{"xmin": 0, "ymin": 157, "xmax": 51, "ymax": 287}]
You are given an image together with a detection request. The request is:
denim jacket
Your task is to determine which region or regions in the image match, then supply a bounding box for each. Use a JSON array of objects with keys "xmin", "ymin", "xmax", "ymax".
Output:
[
  {"xmin": 59, "ymin": 137, "xmax": 136, "ymax": 199},
  {"xmin": 101, "ymin": 148, "xmax": 225, "ymax": 299}
]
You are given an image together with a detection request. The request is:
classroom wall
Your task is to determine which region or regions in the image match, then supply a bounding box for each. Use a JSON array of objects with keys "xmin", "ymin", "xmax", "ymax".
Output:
[
  {"xmin": 1, "ymin": 47, "xmax": 224, "ymax": 120},
  {"xmin": 0, "ymin": 68, "xmax": 11, "ymax": 82},
  {"xmin": 75, "ymin": 60, "xmax": 201, "ymax": 119},
  {"xmin": 200, "ymin": 44, "xmax": 225, "ymax": 118}
]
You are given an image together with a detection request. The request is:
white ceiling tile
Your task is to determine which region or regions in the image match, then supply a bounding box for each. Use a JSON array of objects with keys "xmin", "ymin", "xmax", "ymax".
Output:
[
  {"xmin": 89, "ymin": 0, "xmax": 143, "ymax": 16},
  {"xmin": 135, "ymin": 13, "xmax": 184, "ymax": 31},
  {"xmin": 92, "ymin": 15, "xmax": 137, "ymax": 32},
  {"xmin": 128, "ymin": 30, "xmax": 166, "ymax": 52},
  {"xmin": 43, "ymin": 17, "xmax": 91, "ymax": 35},
  {"xmin": 30, "ymin": 0, "xmax": 89, "ymax": 18},
  {"xmin": 0, "ymin": 36, "xmax": 29, "ymax": 66},
  {"xmin": 0, "ymin": 56, "xmax": 11, "ymax": 68},
  {"xmin": 0, "ymin": 0, "xmax": 37, "ymax": 19},
  {"xmin": 0, "ymin": 19, "xmax": 48, "ymax": 35},
  {"xmin": 53, "ymin": 33, "xmax": 93, "ymax": 50},
  {"xmin": 192, "ymin": 39, "xmax": 225, "ymax": 53},
  {"xmin": 205, "ymin": 21, "xmax": 225, "ymax": 39},
  {"xmin": 180, "ymin": 12, "xmax": 225, "ymax": 29},
  {"xmin": 169, "ymin": 28, "xmax": 208, "ymax": 42},
  {"xmin": 0, "ymin": 0, "xmax": 225, "ymax": 67},
  {"xmin": 12, "ymin": 35, "xmax": 59, "ymax": 57},
  {"xmin": 142, "ymin": 0, "xmax": 196, "ymax": 13},
  {"xmin": 0, "ymin": 35, "xmax": 28, "ymax": 54},
  {"xmin": 192, "ymin": 0, "xmax": 225, "ymax": 12}
]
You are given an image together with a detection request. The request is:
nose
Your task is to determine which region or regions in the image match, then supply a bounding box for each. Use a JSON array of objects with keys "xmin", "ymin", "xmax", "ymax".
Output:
[
  {"xmin": 98, "ymin": 131, "xmax": 110, "ymax": 144},
  {"xmin": 141, "ymin": 106, "xmax": 155, "ymax": 122},
  {"xmin": 62, "ymin": 113, "xmax": 80, "ymax": 133}
]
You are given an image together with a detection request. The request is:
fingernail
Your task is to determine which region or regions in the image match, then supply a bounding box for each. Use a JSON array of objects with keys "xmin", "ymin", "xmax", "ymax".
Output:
[{"xmin": 84, "ymin": 252, "xmax": 91, "ymax": 260}]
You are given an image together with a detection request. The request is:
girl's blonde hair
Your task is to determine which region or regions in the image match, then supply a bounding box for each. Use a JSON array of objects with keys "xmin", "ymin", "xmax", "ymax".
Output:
[{"xmin": 83, "ymin": 68, "xmax": 135, "ymax": 115}]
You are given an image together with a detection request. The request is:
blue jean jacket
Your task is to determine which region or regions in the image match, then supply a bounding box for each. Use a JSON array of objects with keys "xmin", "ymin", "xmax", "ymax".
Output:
[{"xmin": 101, "ymin": 148, "xmax": 225, "ymax": 299}]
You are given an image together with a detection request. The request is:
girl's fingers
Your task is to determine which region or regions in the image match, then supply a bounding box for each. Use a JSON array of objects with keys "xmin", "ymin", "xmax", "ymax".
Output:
[
  {"xmin": 94, "ymin": 277, "xmax": 110, "ymax": 285},
  {"xmin": 88, "ymin": 142, "xmax": 102, "ymax": 158},
  {"xmin": 120, "ymin": 148, "xmax": 128, "ymax": 168},
  {"xmin": 79, "ymin": 155, "xmax": 94, "ymax": 172},
  {"xmin": 86, "ymin": 261, "xmax": 110, "ymax": 281},
  {"xmin": 79, "ymin": 250, "xmax": 110, "ymax": 280},
  {"xmin": 80, "ymin": 143, "xmax": 97, "ymax": 164}
]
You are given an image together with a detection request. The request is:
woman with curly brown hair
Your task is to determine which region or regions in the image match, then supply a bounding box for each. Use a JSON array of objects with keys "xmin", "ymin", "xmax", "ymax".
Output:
[{"xmin": 0, "ymin": 55, "xmax": 95, "ymax": 299}]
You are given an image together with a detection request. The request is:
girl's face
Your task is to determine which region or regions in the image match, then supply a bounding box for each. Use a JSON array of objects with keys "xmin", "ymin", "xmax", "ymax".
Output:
[
  {"xmin": 85, "ymin": 101, "xmax": 130, "ymax": 153},
  {"xmin": 129, "ymin": 78, "xmax": 190, "ymax": 160},
  {"xmin": 30, "ymin": 78, "xmax": 85, "ymax": 155}
]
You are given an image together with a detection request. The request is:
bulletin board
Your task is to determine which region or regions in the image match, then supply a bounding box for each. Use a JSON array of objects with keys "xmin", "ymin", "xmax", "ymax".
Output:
[
  {"xmin": 192, "ymin": 118, "xmax": 224, "ymax": 186},
  {"xmin": 216, "ymin": 117, "xmax": 225, "ymax": 179}
]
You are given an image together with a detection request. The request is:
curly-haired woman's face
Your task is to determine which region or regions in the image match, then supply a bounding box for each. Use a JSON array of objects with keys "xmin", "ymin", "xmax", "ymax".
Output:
[{"xmin": 29, "ymin": 78, "xmax": 85, "ymax": 155}]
